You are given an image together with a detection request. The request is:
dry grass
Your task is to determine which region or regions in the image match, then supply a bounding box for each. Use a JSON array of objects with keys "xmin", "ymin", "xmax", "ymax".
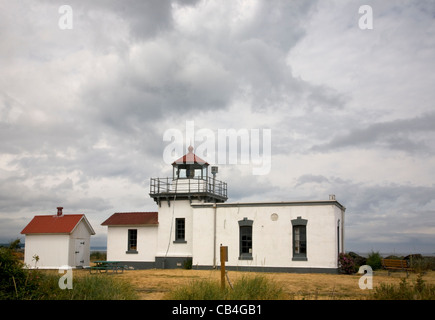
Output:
[{"xmin": 73, "ymin": 268, "xmax": 435, "ymax": 300}]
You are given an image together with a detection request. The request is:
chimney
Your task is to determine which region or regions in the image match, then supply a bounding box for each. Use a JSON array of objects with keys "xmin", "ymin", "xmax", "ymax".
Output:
[{"xmin": 57, "ymin": 207, "xmax": 63, "ymax": 216}]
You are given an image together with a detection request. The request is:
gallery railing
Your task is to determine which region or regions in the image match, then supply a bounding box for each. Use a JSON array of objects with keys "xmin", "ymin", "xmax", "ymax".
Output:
[{"xmin": 149, "ymin": 177, "xmax": 227, "ymax": 199}]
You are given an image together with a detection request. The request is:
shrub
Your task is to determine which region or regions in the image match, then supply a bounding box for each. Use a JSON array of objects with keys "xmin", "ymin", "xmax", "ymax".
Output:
[
  {"xmin": 168, "ymin": 279, "xmax": 225, "ymax": 300},
  {"xmin": 348, "ymin": 252, "xmax": 366, "ymax": 269},
  {"xmin": 90, "ymin": 251, "xmax": 107, "ymax": 261},
  {"xmin": 372, "ymin": 273, "xmax": 435, "ymax": 300},
  {"xmin": 0, "ymin": 240, "xmax": 137, "ymax": 300},
  {"xmin": 338, "ymin": 253, "xmax": 355, "ymax": 274},
  {"xmin": 408, "ymin": 256, "xmax": 435, "ymax": 273},
  {"xmin": 0, "ymin": 240, "xmax": 42, "ymax": 300},
  {"xmin": 229, "ymin": 275, "xmax": 285, "ymax": 300},
  {"xmin": 366, "ymin": 251, "xmax": 382, "ymax": 270},
  {"xmin": 38, "ymin": 273, "xmax": 138, "ymax": 300},
  {"xmin": 182, "ymin": 259, "xmax": 193, "ymax": 270}
]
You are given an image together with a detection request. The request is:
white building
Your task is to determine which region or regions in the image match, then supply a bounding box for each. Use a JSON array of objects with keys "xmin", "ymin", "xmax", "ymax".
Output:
[
  {"xmin": 102, "ymin": 147, "xmax": 346, "ymax": 273},
  {"xmin": 21, "ymin": 207, "xmax": 95, "ymax": 269},
  {"xmin": 102, "ymin": 211, "xmax": 158, "ymax": 268}
]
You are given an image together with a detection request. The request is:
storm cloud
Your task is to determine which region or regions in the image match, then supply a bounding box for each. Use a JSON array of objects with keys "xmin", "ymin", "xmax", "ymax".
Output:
[{"xmin": 1, "ymin": 0, "xmax": 434, "ymax": 253}]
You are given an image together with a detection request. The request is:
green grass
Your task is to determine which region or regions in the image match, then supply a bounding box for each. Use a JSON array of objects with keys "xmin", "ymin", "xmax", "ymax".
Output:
[
  {"xmin": 37, "ymin": 273, "xmax": 138, "ymax": 300},
  {"xmin": 166, "ymin": 274, "xmax": 286, "ymax": 300}
]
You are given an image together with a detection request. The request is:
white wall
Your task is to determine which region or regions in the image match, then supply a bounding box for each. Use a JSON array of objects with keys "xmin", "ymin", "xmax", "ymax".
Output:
[
  {"xmin": 24, "ymin": 234, "xmax": 70, "ymax": 269},
  {"xmin": 192, "ymin": 203, "xmax": 345, "ymax": 270},
  {"xmin": 155, "ymin": 200, "xmax": 194, "ymax": 259},
  {"xmin": 106, "ymin": 226, "xmax": 158, "ymax": 262},
  {"xmin": 192, "ymin": 206, "xmax": 215, "ymax": 267}
]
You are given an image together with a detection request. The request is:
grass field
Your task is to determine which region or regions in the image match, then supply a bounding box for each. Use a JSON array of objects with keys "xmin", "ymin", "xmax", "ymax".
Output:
[{"xmin": 72, "ymin": 268, "xmax": 435, "ymax": 300}]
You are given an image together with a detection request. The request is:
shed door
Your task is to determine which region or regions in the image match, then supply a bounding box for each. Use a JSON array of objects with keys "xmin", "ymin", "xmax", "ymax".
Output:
[{"xmin": 74, "ymin": 239, "xmax": 86, "ymax": 267}]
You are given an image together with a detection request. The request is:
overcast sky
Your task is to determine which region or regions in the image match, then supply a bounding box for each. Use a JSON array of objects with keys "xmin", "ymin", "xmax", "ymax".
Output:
[{"xmin": 1, "ymin": 0, "xmax": 434, "ymax": 254}]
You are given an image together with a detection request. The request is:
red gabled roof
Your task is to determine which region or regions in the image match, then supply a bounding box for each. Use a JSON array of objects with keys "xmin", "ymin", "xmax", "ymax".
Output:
[
  {"xmin": 172, "ymin": 146, "xmax": 208, "ymax": 165},
  {"xmin": 21, "ymin": 214, "xmax": 94, "ymax": 235},
  {"xmin": 101, "ymin": 212, "xmax": 158, "ymax": 226}
]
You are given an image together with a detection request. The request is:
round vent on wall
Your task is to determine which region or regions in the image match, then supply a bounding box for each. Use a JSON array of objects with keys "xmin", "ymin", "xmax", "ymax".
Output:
[{"xmin": 271, "ymin": 213, "xmax": 278, "ymax": 221}]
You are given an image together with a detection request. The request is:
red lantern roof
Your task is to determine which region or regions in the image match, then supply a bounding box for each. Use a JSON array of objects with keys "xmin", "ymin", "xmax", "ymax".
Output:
[{"xmin": 172, "ymin": 146, "xmax": 208, "ymax": 165}]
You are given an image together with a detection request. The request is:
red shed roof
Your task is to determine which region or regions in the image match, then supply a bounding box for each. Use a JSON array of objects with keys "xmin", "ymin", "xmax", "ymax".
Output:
[
  {"xmin": 21, "ymin": 214, "xmax": 95, "ymax": 235},
  {"xmin": 101, "ymin": 212, "xmax": 158, "ymax": 226}
]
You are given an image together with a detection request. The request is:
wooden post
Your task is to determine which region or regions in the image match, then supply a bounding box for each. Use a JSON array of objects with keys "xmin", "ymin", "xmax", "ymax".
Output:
[{"xmin": 220, "ymin": 245, "xmax": 227, "ymax": 290}]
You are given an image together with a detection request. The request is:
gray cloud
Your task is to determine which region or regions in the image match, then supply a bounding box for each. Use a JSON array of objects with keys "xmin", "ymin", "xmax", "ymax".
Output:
[
  {"xmin": 1, "ymin": 1, "xmax": 434, "ymax": 254},
  {"xmin": 290, "ymin": 173, "xmax": 435, "ymax": 253},
  {"xmin": 295, "ymin": 174, "xmax": 330, "ymax": 187},
  {"xmin": 311, "ymin": 112, "xmax": 435, "ymax": 154}
]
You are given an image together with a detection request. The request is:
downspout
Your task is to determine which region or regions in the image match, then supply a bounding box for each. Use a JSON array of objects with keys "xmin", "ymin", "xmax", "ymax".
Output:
[
  {"xmin": 341, "ymin": 207, "xmax": 346, "ymax": 254},
  {"xmin": 213, "ymin": 203, "xmax": 217, "ymax": 268}
]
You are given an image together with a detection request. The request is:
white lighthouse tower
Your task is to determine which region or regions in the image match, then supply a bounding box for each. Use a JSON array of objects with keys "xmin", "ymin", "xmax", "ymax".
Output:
[{"xmin": 149, "ymin": 146, "xmax": 227, "ymax": 268}]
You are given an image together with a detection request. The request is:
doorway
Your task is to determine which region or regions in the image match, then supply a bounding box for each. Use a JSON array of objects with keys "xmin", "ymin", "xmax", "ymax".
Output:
[{"xmin": 74, "ymin": 239, "xmax": 86, "ymax": 267}]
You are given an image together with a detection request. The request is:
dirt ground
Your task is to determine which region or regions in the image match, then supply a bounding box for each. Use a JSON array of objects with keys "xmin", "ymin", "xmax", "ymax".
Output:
[{"xmin": 74, "ymin": 268, "xmax": 435, "ymax": 300}]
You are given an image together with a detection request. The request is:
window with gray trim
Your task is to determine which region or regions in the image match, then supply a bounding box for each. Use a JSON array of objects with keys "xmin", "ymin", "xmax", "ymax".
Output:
[
  {"xmin": 238, "ymin": 218, "xmax": 253, "ymax": 260},
  {"xmin": 291, "ymin": 217, "xmax": 307, "ymax": 261},
  {"xmin": 174, "ymin": 218, "xmax": 186, "ymax": 243},
  {"xmin": 127, "ymin": 229, "xmax": 137, "ymax": 253}
]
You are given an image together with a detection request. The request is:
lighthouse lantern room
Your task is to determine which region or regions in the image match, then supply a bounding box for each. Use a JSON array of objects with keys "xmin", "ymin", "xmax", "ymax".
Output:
[{"xmin": 149, "ymin": 146, "xmax": 227, "ymax": 205}]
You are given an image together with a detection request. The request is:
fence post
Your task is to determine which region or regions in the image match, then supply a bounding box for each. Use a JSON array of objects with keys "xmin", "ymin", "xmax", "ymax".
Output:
[{"xmin": 220, "ymin": 245, "xmax": 228, "ymax": 290}]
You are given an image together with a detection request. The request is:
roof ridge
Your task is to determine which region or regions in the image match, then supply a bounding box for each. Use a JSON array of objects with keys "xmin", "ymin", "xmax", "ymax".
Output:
[
  {"xmin": 32, "ymin": 213, "xmax": 84, "ymax": 216},
  {"xmin": 101, "ymin": 211, "xmax": 159, "ymax": 226},
  {"xmin": 113, "ymin": 211, "xmax": 158, "ymax": 213},
  {"xmin": 21, "ymin": 214, "xmax": 88, "ymax": 235}
]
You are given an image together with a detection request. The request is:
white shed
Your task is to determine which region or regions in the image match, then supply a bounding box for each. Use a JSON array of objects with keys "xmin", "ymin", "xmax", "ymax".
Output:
[{"xmin": 21, "ymin": 207, "xmax": 95, "ymax": 269}]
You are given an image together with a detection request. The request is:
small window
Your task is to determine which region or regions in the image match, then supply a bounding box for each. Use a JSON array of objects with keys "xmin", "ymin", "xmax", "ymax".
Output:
[
  {"xmin": 240, "ymin": 226, "xmax": 252, "ymax": 254},
  {"xmin": 291, "ymin": 217, "xmax": 307, "ymax": 261},
  {"xmin": 174, "ymin": 218, "xmax": 186, "ymax": 243},
  {"xmin": 127, "ymin": 229, "xmax": 137, "ymax": 253},
  {"xmin": 194, "ymin": 169, "xmax": 202, "ymax": 179},
  {"xmin": 238, "ymin": 218, "xmax": 253, "ymax": 260},
  {"xmin": 293, "ymin": 226, "xmax": 306, "ymax": 254}
]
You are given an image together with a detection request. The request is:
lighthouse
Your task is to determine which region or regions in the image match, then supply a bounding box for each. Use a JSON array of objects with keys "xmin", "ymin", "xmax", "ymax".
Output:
[
  {"xmin": 149, "ymin": 145, "xmax": 227, "ymax": 206},
  {"xmin": 102, "ymin": 146, "xmax": 346, "ymax": 272},
  {"xmin": 149, "ymin": 146, "xmax": 227, "ymax": 268}
]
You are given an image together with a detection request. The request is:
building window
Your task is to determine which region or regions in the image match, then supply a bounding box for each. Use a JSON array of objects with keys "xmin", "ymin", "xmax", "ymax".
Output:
[
  {"xmin": 127, "ymin": 229, "xmax": 137, "ymax": 253},
  {"xmin": 238, "ymin": 218, "xmax": 253, "ymax": 260},
  {"xmin": 291, "ymin": 217, "xmax": 307, "ymax": 261},
  {"xmin": 174, "ymin": 218, "xmax": 187, "ymax": 243}
]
